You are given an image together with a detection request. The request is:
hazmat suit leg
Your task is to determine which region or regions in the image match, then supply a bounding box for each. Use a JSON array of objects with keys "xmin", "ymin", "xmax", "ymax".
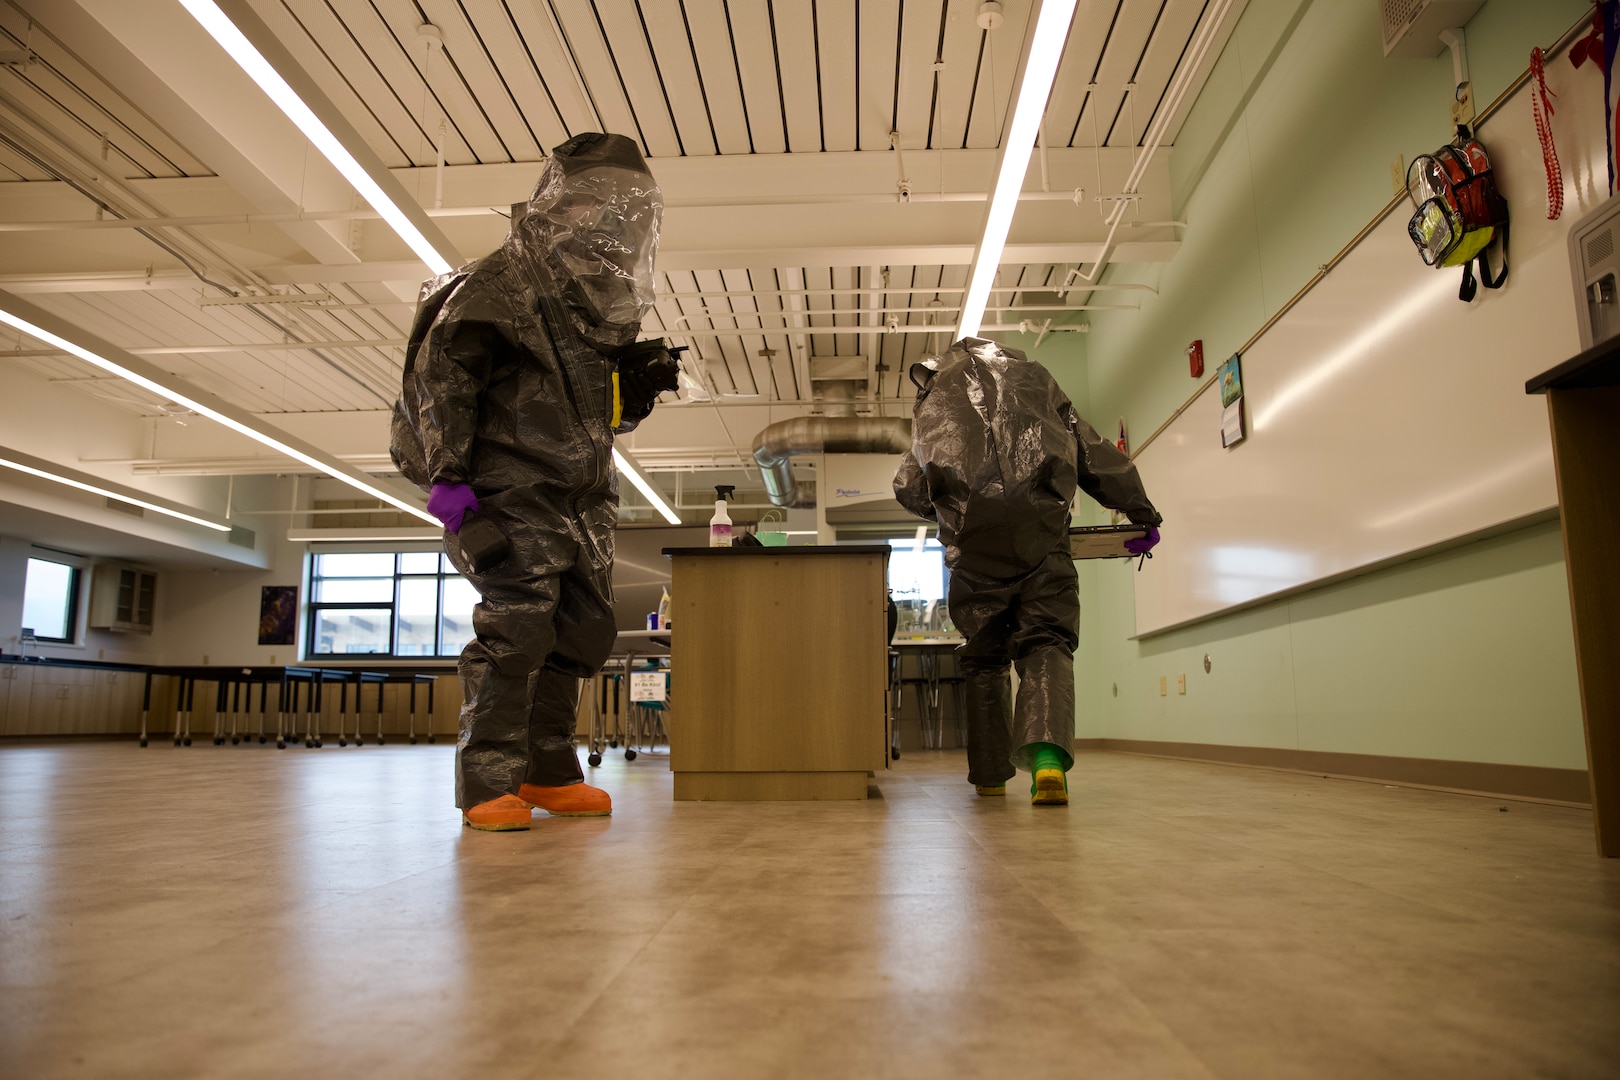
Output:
[
  {"xmin": 949, "ymin": 544, "xmax": 1080, "ymax": 777},
  {"xmin": 449, "ymin": 507, "xmax": 616, "ymax": 810},
  {"xmin": 524, "ymin": 556, "xmax": 617, "ymax": 788},
  {"xmin": 959, "ymin": 660, "xmax": 1017, "ymax": 788}
]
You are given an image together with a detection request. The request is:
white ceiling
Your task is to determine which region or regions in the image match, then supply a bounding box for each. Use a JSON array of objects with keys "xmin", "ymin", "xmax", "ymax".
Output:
[{"xmin": 0, "ymin": 0, "xmax": 1244, "ymax": 493}]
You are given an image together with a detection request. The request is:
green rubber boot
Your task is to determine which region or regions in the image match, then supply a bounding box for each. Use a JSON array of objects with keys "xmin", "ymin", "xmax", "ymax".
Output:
[{"xmin": 1030, "ymin": 743, "xmax": 1070, "ymax": 806}]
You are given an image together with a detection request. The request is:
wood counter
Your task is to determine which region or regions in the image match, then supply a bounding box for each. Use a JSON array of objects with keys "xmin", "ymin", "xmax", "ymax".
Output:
[{"xmin": 664, "ymin": 546, "xmax": 890, "ymax": 800}]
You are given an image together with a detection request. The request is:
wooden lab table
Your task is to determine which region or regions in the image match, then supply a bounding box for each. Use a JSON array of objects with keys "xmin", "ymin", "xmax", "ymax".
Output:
[
  {"xmin": 662, "ymin": 545, "xmax": 891, "ymax": 800},
  {"xmin": 1528, "ymin": 339, "xmax": 1620, "ymax": 856}
]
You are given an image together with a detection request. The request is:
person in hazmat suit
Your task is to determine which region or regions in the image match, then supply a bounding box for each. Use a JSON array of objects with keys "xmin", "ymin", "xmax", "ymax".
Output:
[
  {"xmin": 893, "ymin": 338, "xmax": 1161, "ymax": 806},
  {"xmin": 390, "ymin": 133, "xmax": 680, "ymax": 831}
]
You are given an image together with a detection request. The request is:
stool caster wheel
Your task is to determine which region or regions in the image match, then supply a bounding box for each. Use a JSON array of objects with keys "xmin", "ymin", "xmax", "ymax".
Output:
[
  {"xmin": 891, "ymin": 747, "xmax": 901, "ymax": 760},
  {"xmin": 409, "ymin": 736, "xmax": 418, "ymax": 745},
  {"xmin": 587, "ymin": 752, "xmax": 602, "ymax": 767},
  {"xmin": 314, "ymin": 739, "xmax": 323, "ymax": 748},
  {"xmin": 377, "ymin": 738, "xmax": 385, "ymax": 746},
  {"xmin": 231, "ymin": 737, "xmax": 240, "ymax": 745},
  {"xmin": 277, "ymin": 740, "xmax": 286, "ymax": 749},
  {"xmin": 212, "ymin": 737, "xmax": 223, "ymax": 746},
  {"xmin": 609, "ymin": 739, "xmax": 619, "ymax": 749},
  {"xmin": 139, "ymin": 739, "xmax": 148, "ymax": 748},
  {"xmin": 338, "ymin": 737, "xmax": 347, "ymax": 747},
  {"xmin": 259, "ymin": 736, "xmax": 267, "ymax": 744},
  {"xmin": 183, "ymin": 738, "xmax": 192, "ymax": 746},
  {"xmin": 625, "ymin": 749, "xmax": 637, "ymax": 761},
  {"xmin": 172, "ymin": 738, "xmax": 181, "ymax": 747},
  {"xmin": 304, "ymin": 739, "xmax": 314, "ymax": 748},
  {"xmin": 427, "ymin": 735, "xmax": 436, "ymax": 744}
]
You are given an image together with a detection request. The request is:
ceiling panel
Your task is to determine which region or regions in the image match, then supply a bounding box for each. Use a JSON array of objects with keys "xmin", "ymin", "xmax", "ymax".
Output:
[
  {"xmin": 640, "ymin": 0, "xmax": 719, "ymax": 156},
  {"xmin": 817, "ymin": 0, "xmax": 859, "ymax": 153},
  {"xmin": 858, "ymin": 0, "xmax": 902, "ymax": 153},
  {"xmin": 264, "ymin": 0, "xmax": 424, "ymax": 168},
  {"xmin": 683, "ymin": 0, "xmax": 753, "ymax": 154},
  {"xmin": 588, "ymin": 0, "xmax": 683, "ymax": 156},
  {"xmin": 2, "ymin": 1, "xmax": 210, "ymax": 179},
  {"xmin": 724, "ymin": 0, "xmax": 786, "ymax": 154}
]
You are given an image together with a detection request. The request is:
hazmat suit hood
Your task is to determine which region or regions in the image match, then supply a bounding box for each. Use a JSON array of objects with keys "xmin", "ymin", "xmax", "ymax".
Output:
[
  {"xmin": 894, "ymin": 337, "xmax": 1160, "ymax": 579},
  {"xmin": 508, "ymin": 133, "xmax": 662, "ymax": 353}
]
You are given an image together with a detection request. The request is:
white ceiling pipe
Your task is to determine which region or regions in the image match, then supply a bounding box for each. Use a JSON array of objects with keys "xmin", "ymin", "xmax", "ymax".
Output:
[
  {"xmin": 8, "ymin": 319, "xmax": 1092, "ymax": 361},
  {"xmin": 0, "ymin": 191, "xmax": 1109, "ymax": 235},
  {"xmin": 0, "ymin": 287, "xmax": 434, "ymax": 523},
  {"xmin": 1068, "ymin": 0, "xmax": 1235, "ymax": 289}
]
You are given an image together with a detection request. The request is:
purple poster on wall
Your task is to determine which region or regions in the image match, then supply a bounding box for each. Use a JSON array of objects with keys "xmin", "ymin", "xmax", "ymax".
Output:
[{"xmin": 258, "ymin": 586, "xmax": 297, "ymax": 646}]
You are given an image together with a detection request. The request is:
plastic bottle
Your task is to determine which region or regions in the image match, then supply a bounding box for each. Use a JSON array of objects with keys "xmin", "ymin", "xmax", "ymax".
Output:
[
  {"xmin": 657, "ymin": 587, "xmax": 672, "ymax": 628},
  {"xmin": 709, "ymin": 485, "xmax": 734, "ymax": 548}
]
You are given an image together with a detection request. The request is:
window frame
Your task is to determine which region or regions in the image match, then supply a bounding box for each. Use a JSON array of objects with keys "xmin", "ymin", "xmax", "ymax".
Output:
[
  {"xmin": 304, "ymin": 549, "xmax": 474, "ymax": 661},
  {"xmin": 20, "ymin": 550, "xmax": 87, "ymax": 647}
]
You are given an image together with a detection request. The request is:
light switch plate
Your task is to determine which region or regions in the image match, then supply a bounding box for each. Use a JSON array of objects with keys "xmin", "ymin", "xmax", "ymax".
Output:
[
  {"xmin": 1177, "ymin": 674, "xmax": 1187, "ymax": 695},
  {"xmin": 1158, "ymin": 675, "xmax": 1167, "ymax": 697}
]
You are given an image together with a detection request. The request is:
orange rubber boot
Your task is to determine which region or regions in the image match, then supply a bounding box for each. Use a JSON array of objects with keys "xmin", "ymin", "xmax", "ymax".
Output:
[
  {"xmin": 462, "ymin": 794, "xmax": 533, "ymax": 831},
  {"xmin": 518, "ymin": 782, "xmax": 612, "ymax": 817}
]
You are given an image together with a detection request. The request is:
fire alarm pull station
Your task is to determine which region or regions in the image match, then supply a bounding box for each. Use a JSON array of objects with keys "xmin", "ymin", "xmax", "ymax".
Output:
[{"xmin": 1188, "ymin": 340, "xmax": 1204, "ymax": 378}]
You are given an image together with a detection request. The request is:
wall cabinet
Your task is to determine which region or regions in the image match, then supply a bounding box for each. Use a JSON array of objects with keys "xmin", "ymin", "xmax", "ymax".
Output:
[{"xmin": 89, "ymin": 564, "xmax": 157, "ymax": 634}]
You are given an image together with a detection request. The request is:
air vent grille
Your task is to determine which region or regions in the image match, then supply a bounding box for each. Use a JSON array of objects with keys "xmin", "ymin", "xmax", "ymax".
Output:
[
  {"xmin": 228, "ymin": 525, "xmax": 256, "ymax": 549},
  {"xmin": 1586, "ymin": 228, "xmax": 1614, "ymax": 270}
]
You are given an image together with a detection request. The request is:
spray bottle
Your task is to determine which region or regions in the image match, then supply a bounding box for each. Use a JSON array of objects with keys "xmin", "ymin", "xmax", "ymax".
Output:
[{"xmin": 709, "ymin": 485, "xmax": 734, "ymax": 548}]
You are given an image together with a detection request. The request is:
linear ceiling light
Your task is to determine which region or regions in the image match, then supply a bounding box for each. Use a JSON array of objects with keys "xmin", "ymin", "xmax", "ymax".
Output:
[
  {"xmin": 177, "ymin": 0, "xmax": 454, "ymax": 275},
  {"xmin": 0, "ymin": 453, "xmax": 229, "ymax": 532},
  {"xmin": 613, "ymin": 448, "xmax": 682, "ymax": 525},
  {"xmin": 957, "ymin": 0, "xmax": 1081, "ymax": 340},
  {"xmin": 0, "ymin": 294, "xmax": 436, "ymax": 525}
]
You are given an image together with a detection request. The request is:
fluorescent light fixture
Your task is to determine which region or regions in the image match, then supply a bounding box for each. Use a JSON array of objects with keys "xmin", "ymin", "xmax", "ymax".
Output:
[
  {"xmin": 288, "ymin": 528, "xmax": 443, "ymax": 543},
  {"xmin": 177, "ymin": 0, "xmax": 454, "ymax": 276},
  {"xmin": 612, "ymin": 448, "xmax": 682, "ymax": 525},
  {"xmin": 0, "ymin": 297, "xmax": 437, "ymax": 525},
  {"xmin": 957, "ymin": 0, "xmax": 1080, "ymax": 339},
  {"xmin": 0, "ymin": 454, "xmax": 230, "ymax": 532}
]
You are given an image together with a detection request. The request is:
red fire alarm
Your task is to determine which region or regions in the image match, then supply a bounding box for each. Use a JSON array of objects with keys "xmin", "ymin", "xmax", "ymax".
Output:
[{"xmin": 1188, "ymin": 339, "xmax": 1205, "ymax": 378}]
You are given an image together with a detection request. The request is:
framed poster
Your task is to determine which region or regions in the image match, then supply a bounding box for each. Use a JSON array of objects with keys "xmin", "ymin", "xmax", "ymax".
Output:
[
  {"xmin": 1218, "ymin": 354, "xmax": 1246, "ymax": 448},
  {"xmin": 258, "ymin": 585, "xmax": 298, "ymax": 646}
]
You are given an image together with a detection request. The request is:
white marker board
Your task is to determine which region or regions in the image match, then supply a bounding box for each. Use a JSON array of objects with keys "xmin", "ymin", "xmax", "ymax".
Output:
[{"xmin": 1133, "ymin": 48, "xmax": 1608, "ymax": 636}]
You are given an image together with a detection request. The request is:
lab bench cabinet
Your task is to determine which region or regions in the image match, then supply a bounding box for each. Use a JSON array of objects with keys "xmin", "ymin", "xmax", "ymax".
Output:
[
  {"xmin": 0, "ymin": 664, "xmax": 144, "ymax": 736},
  {"xmin": 664, "ymin": 545, "xmax": 891, "ymax": 800}
]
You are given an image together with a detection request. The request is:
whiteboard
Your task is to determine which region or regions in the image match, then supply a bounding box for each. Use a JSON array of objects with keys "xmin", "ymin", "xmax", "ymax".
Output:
[{"xmin": 1133, "ymin": 50, "xmax": 1609, "ymax": 635}]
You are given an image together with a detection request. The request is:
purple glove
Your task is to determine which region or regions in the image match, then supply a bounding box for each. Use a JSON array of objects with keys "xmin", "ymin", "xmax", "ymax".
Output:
[
  {"xmin": 427, "ymin": 482, "xmax": 478, "ymax": 534},
  {"xmin": 1124, "ymin": 526, "xmax": 1160, "ymax": 556}
]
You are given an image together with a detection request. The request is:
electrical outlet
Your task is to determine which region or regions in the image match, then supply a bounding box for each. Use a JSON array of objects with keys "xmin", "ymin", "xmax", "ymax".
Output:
[
  {"xmin": 1177, "ymin": 674, "xmax": 1187, "ymax": 695},
  {"xmin": 202, "ymin": 654, "xmax": 209, "ymax": 665},
  {"xmin": 1158, "ymin": 675, "xmax": 1167, "ymax": 697},
  {"xmin": 269, "ymin": 654, "xmax": 277, "ymax": 664},
  {"xmin": 1449, "ymin": 83, "xmax": 1476, "ymax": 126},
  {"xmin": 1391, "ymin": 154, "xmax": 1405, "ymax": 197}
]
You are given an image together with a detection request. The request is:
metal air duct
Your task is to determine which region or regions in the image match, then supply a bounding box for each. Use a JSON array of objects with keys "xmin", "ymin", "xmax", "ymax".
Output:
[{"xmin": 752, "ymin": 416, "xmax": 912, "ymax": 508}]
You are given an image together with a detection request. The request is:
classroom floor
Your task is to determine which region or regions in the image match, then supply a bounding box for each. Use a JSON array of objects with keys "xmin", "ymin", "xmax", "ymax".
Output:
[{"xmin": 1, "ymin": 740, "xmax": 1615, "ymax": 1079}]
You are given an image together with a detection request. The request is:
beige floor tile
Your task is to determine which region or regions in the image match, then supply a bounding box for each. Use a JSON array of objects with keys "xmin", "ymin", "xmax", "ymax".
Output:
[{"xmin": 1, "ymin": 741, "xmax": 1616, "ymax": 1079}]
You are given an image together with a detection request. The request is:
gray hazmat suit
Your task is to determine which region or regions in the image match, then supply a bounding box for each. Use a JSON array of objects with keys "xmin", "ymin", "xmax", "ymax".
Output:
[
  {"xmin": 893, "ymin": 338, "xmax": 1161, "ymax": 787},
  {"xmin": 390, "ymin": 133, "xmax": 663, "ymax": 809}
]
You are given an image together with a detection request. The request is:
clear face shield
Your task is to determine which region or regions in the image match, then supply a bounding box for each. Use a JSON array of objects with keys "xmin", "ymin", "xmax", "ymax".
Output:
[{"xmin": 527, "ymin": 166, "xmax": 663, "ymax": 330}]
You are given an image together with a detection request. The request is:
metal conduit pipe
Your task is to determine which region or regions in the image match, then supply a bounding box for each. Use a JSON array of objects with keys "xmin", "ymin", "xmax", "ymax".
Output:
[{"xmin": 752, "ymin": 416, "xmax": 912, "ymax": 509}]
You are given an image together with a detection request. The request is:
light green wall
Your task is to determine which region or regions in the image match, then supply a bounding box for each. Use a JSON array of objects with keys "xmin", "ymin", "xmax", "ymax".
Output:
[{"xmin": 1073, "ymin": 0, "xmax": 1590, "ymax": 770}]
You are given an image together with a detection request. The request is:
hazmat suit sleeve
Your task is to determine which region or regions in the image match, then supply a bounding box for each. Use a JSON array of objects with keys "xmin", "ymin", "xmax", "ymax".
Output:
[
  {"xmin": 1065, "ymin": 405, "xmax": 1163, "ymax": 526},
  {"xmin": 893, "ymin": 448, "xmax": 937, "ymax": 521},
  {"xmin": 408, "ymin": 282, "xmax": 516, "ymax": 486}
]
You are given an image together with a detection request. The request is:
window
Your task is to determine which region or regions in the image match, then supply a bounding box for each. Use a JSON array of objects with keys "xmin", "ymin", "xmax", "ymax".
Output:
[
  {"xmin": 307, "ymin": 552, "xmax": 477, "ymax": 659},
  {"xmin": 887, "ymin": 538, "xmax": 947, "ymax": 602},
  {"xmin": 21, "ymin": 556, "xmax": 81, "ymax": 644}
]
